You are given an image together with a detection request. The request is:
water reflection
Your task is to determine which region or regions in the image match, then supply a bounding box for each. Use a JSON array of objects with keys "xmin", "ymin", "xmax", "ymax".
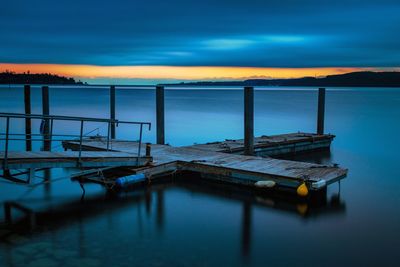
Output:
[
  {"xmin": 241, "ymin": 201, "xmax": 251, "ymax": 259},
  {"xmin": 0, "ymin": 177, "xmax": 345, "ymax": 267}
]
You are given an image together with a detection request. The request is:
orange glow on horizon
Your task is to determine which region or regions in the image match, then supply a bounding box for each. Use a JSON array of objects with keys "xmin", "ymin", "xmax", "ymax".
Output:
[{"xmin": 0, "ymin": 63, "xmax": 380, "ymax": 80}]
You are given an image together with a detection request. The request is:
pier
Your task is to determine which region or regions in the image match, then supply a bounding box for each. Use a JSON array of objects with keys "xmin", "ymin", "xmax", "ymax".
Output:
[
  {"xmin": 1, "ymin": 85, "xmax": 347, "ymax": 196},
  {"xmin": 62, "ymin": 138, "xmax": 346, "ymax": 192}
]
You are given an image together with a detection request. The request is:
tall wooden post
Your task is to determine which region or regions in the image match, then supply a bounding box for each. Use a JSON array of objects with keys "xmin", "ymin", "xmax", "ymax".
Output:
[
  {"xmin": 110, "ymin": 85, "xmax": 116, "ymax": 139},
  {"xmin": 244, "ymin": 86, "xmax": 254, "ymax": 155},
  {"xmin": 156, "ymin": 86, "xmax": 165, "ymax": 144},
  {"xmin": 317, "ymin": 88, "xmax": 326, "ymax": 135},
  {"xmin": 24, "ymin": 85, "xmax": 32, "ymax": 151},
  {"xmin": 42, "ymin": 86, "xmax": 51, "ymax": 151}
]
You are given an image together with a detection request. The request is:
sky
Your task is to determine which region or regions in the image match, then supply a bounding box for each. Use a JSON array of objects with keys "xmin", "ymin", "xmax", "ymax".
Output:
[{"xmin": 0, "ymin": 0, "xmax": 399, "ymax": 84}]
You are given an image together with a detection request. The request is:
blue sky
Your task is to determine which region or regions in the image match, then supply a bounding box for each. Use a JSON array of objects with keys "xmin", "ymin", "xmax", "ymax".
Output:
[{"xmin": 0, "ymin": 0, "xmax": 399, "ymax": 69}]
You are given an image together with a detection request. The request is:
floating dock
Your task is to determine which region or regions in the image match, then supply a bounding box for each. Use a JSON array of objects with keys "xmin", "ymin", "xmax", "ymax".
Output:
[{"xmin": 62, "ymin": 132, "xmax": 347, "ymax": 193}]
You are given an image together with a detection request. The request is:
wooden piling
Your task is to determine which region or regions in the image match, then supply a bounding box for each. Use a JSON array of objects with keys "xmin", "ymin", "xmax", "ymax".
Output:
[
  {"xmin": 317, "ymin": 88, "xmax": 326, "ymax": 135},
  {"xmin": 156, "ymin": 86, "xmax": 165, "ymax": 145},
  {"xmin": 110, "ymin": 85, "xmax": 116, "ymax": 139},
  {"xmin": 42, "ymin": 86, "xmax": 51, "ymax": 151},
  {"xmin": 24, "ymin": 85, "xmax": 32, "ymax": 151},
  {"xmin": 244, "ymin": 86, "xmax": 254, "ymax": 155}
]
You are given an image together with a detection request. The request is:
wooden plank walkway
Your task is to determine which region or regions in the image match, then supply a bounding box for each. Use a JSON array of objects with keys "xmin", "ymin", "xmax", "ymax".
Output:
[
  {"xmin": 62, "ymin": 134, "xmax": 347, "ymax": 192},
  {"xmin": 0, "ymin": 151, "xmax": 152, "ymax": 169},
  {"xmin": 188, "ymin": 132, "xmax": 334, "ymax": 156}
]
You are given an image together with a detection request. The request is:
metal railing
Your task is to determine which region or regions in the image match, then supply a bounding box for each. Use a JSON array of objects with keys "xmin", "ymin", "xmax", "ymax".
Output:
[{"xmin": 0, "ymin": 112, "xmax": 151, "ymax": 169}]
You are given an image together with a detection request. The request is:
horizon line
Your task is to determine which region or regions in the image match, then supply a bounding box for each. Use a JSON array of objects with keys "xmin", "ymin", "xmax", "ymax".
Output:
[{"xmin": 1, "ymin": 63, "xmax": 398, "ymax": 83}]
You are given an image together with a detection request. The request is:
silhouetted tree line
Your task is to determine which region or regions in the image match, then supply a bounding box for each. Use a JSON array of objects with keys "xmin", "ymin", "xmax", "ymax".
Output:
[
  {"xmin": 167, "ymin": 71, "xmax": 400, "ymax": 87},
  {"xmin": 0, "ymin": 70, "xmax": 84, "ymax": 84}
]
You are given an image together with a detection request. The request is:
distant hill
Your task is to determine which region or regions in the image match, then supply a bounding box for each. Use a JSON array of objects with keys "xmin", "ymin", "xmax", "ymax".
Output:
[
  {"xmin": 165, "ymin": 71, "xmax": 400, "ymax": 87},
  {"xmin": 0, "ymin": 71, "xmax": 83, "ymax": 85}
]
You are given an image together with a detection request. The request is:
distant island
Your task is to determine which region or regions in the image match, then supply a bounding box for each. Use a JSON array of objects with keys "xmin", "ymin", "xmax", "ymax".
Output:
[
  {"xmin": 165, "ymin": 71, "xmax": 400, "ymax": 87},
  {"xmin": 0, "ymin": 71, "xmax": 84, "ymax": 85},
  {"xmin": 2, "ymin": 70, "xmax": 400, "ymax": 87}
]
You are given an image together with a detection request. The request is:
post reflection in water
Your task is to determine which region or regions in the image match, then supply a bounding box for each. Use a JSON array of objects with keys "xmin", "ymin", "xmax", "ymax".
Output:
[
  {"xmin": 156, "ymin": 189, "xmax": 164, "ymax": 232},
  {"xmin": 0, "ymin": 177, "xmax": 346, "ymax": 267},
  {"xmin": 43, "ymin": 169, "xmax": 51, "ymax": 201},
  {"xmin": 145, "ymin": 188, "xmax": 152, "ymax": 217},
  {"xmin": 241, "ymin": 201, "xmax": 252, "ymax": 260}
]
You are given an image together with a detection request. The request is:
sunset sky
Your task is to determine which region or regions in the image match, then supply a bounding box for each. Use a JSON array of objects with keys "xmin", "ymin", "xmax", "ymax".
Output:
[{"xmin": 1, "ymin": 0, "xmax": 399, "ymax": 84}]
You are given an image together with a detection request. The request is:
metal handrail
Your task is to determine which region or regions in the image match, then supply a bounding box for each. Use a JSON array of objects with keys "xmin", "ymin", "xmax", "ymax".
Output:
[
  {"xmin": 0, "ymin": 113, "xmax": 152, "ymax": 127},
  {"xmin": 1, "ymin": 113, "xmax": 151, "ymax": 169}
]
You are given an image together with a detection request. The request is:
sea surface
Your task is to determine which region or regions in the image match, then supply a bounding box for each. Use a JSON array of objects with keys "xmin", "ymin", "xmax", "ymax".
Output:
[{"xmin": 0, "ymin": 85, "xmax": 399, "ymax": 267}]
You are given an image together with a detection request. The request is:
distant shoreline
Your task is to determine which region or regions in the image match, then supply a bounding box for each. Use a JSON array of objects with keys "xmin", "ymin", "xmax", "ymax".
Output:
[
  {"xmin": 163, "ymin": 71, "xmax": 400, "ymax": 88},
  {"xmin": 1, "ymin": 71, "xmax": 400, "ymax": 88},
  {"xmin": 0, "ymin": 71, "xmax": 83, "ymax": 85}
]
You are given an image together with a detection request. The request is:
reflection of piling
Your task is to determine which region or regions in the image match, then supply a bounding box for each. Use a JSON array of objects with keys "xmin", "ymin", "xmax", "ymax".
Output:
[
  {"xmin": 156, "ymin": 190, "xmax": 164, "ymax": 230},
  {"xmin": 4, "ymin": 203, "xmax": 12, "ymax": 224},
  {"xmin": 3, "ymin": 202, "xmax": 36, "ymax": 231},
  {"xmin": 145, "ymin": 189, "xmax": 152, "ymax": 216},
  {"xmin": 24, "ymin": 85, "xmax": 32, "ymax": 151},
  {"xmin": 78, "ymin": 216, "xmax": 86, "ymax": 258},
  {"xmin": 44, "ymin": 168, "xmax": 51, "ymax": 199},
  {"xmin": 241, "ymin": 202, "xmax": 252, "ymax": 258},
  {"xmin": 28, "ymin": 168, "xmax": 35, "ymax": 184}
]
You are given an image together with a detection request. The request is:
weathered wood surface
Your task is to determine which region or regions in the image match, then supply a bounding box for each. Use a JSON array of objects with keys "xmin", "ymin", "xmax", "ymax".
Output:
[
  {"xmin": 187, "ymin": 132, "xmax": 334, "ymax": 156},
  {"xmin": 0, "ymin": 151, "xmax": 151, "ymax": 169},
  {"xmin": 62, "ymin": 135, "xmax": 347, "ymax": 190}
]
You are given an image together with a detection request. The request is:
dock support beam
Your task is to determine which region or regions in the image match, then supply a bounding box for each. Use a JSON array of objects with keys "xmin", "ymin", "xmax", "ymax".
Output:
[
  {"xmin": 156, "ymin": 86, "xmax": 165, "ymax": 145},
  {"xmin": 24, "ymin": 85, "xmax": 32, "ymax": 151},
  {"xmin": 110, "ymin": 85, "xmax": 116, "ymax": 139},
  {"xmin": 317, "ymin": 88, "xmax": 326, "ymax": 135},
  {"xmin": 244, "ymin": 86, "xmax": 254, "ymax": 155},
  {"xmin": 42, "ymin": 86, "xmax": 51, "ymax": 151}
]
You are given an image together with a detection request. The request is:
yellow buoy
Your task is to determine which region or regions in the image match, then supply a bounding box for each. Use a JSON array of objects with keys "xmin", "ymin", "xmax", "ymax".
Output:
[{"xmin": 296, "ymin": 182, "xmax": 309, "ymax": 197}]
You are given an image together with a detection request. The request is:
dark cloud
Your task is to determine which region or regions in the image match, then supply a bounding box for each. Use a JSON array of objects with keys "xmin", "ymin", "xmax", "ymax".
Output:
[{"xmin": 0, "ymin": 0, "xmax": 399, "ymax": 67}]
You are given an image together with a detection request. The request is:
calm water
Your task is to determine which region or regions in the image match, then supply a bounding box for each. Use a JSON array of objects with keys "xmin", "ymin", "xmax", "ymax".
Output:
[{"xmin": 0, "ymin": 85, "xmax": 399, "ymax": 266}]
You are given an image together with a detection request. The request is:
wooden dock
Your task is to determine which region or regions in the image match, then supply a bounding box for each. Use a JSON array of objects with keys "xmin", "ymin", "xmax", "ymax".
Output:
[
  {"xmin": 188, "ymin": 132, "xmax": 334, "ymax": 156},
  {"xmin": 62, "ymin": 133, "xmax": 347, "ymax": 193},
  {"xmin": 0, "ymin": 151, "xmax": 151, "ymax": 169}
]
